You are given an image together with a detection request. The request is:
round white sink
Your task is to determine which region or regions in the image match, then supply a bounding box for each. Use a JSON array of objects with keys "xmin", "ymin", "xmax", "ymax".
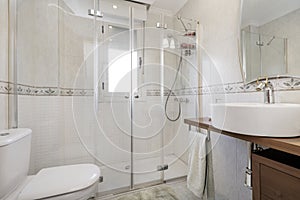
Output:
[{"xmin": 211, "ymin": 103, "xmax": 300, "ymax": 138}]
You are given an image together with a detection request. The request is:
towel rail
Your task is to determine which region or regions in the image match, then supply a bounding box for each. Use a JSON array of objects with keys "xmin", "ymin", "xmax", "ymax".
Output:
[{"xmin": 189, "ymin": 125, "xmax": 210, "ymax": 141}]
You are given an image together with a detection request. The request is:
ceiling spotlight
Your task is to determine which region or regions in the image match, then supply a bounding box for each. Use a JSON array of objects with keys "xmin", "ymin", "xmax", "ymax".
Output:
[
  {"xmin": 108, "ymin": 25, "xmax": 113, "ymax": 29},
  {"xmin": 112, "ymin": 5, "xmax": 118, "ymax": 9}
]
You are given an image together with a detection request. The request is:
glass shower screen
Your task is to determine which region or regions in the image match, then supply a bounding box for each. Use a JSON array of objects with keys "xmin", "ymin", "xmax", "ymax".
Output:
[{"xmin": 13, "ymin": 0, "xmax": 196, "ymax": 196}]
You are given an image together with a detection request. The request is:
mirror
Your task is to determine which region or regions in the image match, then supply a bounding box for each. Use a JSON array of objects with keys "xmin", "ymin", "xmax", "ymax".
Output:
[{"xmin": 241, "ymin": 0, "xmax": 300, "ymax": 82}]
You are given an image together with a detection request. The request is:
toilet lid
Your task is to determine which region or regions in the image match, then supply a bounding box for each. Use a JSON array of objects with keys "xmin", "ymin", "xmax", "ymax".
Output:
[{"xmin": 18, "ymin": 164, "xmax": 100, "ymax": 200}]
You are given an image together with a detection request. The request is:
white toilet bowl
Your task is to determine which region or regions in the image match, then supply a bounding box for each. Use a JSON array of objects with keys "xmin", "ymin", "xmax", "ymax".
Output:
[
  {"xmin": 17, "ymin": 164, "xmax": 100, "ymax": 200},
  {"xmin": 0, "ymin": 129, "xmax": 100, "ymax": 200}
]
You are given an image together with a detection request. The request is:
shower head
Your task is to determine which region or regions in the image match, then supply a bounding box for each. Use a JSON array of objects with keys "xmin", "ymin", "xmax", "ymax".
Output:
[{"xmin": 267, "ymin": 36, "xmax": 275, "ymax": 46}]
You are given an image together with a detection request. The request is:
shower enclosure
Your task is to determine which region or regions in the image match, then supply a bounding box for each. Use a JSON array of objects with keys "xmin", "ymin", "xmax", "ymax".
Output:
[
  {"xmin": 242, "ymin": 30, "xmax": 287, "ymax": 82},
  {"xmin": 10, "ymin": 0, "xmax": 199, "ymax": 195}
]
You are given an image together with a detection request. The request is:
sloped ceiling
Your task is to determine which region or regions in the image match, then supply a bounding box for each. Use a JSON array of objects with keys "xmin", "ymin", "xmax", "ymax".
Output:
[
  {"xmin": 132, "ymin": 0, "xmax": 188, "ymax": 14},
  {"xmin": 242, "ymin": 0, "xmax": 300, "ymax": 27}
]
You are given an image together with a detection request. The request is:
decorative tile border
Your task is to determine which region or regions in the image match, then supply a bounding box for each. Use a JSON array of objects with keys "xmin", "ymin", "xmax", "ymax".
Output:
[
  {"xmin": 16, "ymin": 84, "xmax": 59, "ymax": 96},
  {"xmin": 148, "ymin": 77, "xmax": 300, "ymax": 96},
  {"xmin": 198, "ymin": 77, "xmax": 300, "ymax": 95},
  {"xmin": 146, "ymin": 89, "xmax": 174, "ymax": 97},
  {"xmin": 276, "ymin": 77, "xmax": 300, "ymax": 90},
  {"xmin": 1, "ymin": 77, "xmax": 300, "ymax": 96},
  {"xmin": 60, "ymin": 87, "xmax": 94, "ymax": 96},
  {"xmin": 0, "ymin": 81, "xmax": 9, "ymax": 94},
  {"xmin": 0, "ymin": 81, "xmax": 93, "ymax": 96}
]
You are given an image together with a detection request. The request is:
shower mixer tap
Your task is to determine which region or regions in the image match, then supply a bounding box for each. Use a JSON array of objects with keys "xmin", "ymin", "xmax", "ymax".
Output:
[{"xmin": 156, "ymin": 22, "xmax": 167, "ymax": 29}]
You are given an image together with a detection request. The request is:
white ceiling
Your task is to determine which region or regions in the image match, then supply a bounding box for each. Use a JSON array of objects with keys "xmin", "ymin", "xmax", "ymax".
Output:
[
  {"xmin": 242, "ymin": 0, "xmax": 300, "ymax": 28},
  {"xmin": 133, "ymin": 0, "xmax": 188, "ymax": 14}
]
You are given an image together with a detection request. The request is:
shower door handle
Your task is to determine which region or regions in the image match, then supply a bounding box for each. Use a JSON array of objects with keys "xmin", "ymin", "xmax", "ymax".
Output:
[
  {"xmin": 124, "ymin": 95, "xmax": 139, "ymax": 99},
  {"xmin": 157, "ymin": 164, "xmax": 168, "ymax": 171}
]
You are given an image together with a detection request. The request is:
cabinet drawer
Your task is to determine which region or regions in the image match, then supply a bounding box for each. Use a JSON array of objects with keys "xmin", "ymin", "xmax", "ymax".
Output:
[
  {"xmin": 260, "ymin": 164, "xmax": 300, "ymax": 200},
  {"xmin": 252, "ymin": 149, "xmax": 300, "ymax": 200}
]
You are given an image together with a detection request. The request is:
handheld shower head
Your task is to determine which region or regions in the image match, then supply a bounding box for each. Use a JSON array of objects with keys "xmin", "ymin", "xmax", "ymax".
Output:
[
  {"xmin": 177, "ymin": 15, "xmax": 188, "ymax": 32},
  {"xmin": 267, "ymin": 36, "xmax": 275, "ymax": 46}
]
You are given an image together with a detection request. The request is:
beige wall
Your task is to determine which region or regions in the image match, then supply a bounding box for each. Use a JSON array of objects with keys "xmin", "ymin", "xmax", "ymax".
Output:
[
  {"xmin": 178, "ymin": 1, "xmax": 252, "ymax": 199},
  {"xmin": 0, "ymin": 0, "xmax": 8, "ymax": 130},
  {"xmin": 178, "ymin": 0, "xmax": 243, "ymax": 85},
  {"xmin": 259, "ymin": 8, "xmax": 300, "ymax": 76}
]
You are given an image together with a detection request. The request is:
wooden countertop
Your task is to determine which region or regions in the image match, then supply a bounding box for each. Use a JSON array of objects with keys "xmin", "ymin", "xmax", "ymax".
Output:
[{"xmin": 184, "ymin": 118, "xmax": 300, "ymax": 157}]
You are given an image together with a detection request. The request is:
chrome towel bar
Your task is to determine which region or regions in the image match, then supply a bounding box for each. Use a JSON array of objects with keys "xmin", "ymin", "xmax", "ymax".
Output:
[{"xmin": 189, "ymin": 125, "xmax": 210, "ymax": 141}]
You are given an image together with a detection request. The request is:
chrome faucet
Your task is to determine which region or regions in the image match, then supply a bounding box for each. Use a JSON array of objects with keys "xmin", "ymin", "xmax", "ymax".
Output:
[{"xmin": 256, "ymin": 77, "xmax": 274, "ymax": 104}]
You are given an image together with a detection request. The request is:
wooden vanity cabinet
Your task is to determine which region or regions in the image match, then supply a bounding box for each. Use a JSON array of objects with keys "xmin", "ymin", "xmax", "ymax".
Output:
[{"xmin": 252, "ymin": 149, "xmax": 300, "ymax": 200}]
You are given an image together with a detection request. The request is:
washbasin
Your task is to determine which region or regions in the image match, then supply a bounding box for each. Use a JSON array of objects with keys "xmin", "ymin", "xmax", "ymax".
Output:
[{"xmin": 211, "ymin": 103, "xmax": 300, "ymax": 138}]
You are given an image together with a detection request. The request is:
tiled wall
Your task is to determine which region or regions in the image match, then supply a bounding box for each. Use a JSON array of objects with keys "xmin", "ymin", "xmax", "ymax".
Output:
[
  {"xmin": 18, "ymin": 96, "xmax": 96, "ymax": 174},
  {"xmin": 2, "ymin": 0, "xmax": 299, "ymax": 198},
  {"xmin": 17, "ymin": 0, "xmax": 59, "ymax": 87},
  {"xmin": 11, "ymin": 0, "xmax": 194, "ymax": 176},
  {"xmin": 3, "ymin": 1, "xmax": 300, "ymax": 194},
  {"xmin": 178, "ymin": 0, "xmax": 251, "ymax": 199},
  {"xmin": 0, "ymin": 0, "xmax": 8, "ymax": 130},
  {"xmin": 178, "ymin": 0, "xmax": 300, "ymax": 199}
]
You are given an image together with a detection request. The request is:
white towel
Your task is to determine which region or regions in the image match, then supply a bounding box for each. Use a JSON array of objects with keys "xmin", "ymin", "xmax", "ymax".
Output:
[{"xmin": 187, "ymin": 130, "xmax": 207, "ymax": 198}]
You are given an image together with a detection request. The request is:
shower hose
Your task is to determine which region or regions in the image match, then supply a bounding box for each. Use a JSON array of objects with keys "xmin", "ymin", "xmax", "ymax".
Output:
[{"xmin": 164, "ymin": 52, "xmax": 183, "ymax": 122}]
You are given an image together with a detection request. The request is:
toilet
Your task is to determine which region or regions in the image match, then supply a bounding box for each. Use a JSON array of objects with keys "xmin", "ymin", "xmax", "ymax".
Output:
[{"xmin": 0, "ymin": 128, "xmax": 100, "ymax": 200}]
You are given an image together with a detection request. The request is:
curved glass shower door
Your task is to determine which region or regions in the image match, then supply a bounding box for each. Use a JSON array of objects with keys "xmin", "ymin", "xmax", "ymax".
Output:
[
  {"xmin": 14, "ymin": 0, "xmax": 196, "ymax": 196},
  {"xmin": 95, "ymin": 0, "xmax": 164, "ymax": 192},
  {"xmin": 96, "ymin": 2, "xmax": 133, "ymax": 193},
  {"xmin": 131, "ymin": 16, "xmax": 165, "ymax": 187}
]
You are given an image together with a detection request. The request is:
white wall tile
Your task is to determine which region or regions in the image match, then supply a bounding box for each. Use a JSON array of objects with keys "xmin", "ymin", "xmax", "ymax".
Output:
[
  {"xmin": 17, "ymin": 0, "xmax": 59, "ymax": 87},
  {"xmin": 18, "ymin": 96, "xmax": 64, "ymax": 174},
  {"xmin": 178, "ymin": 0, "xmax": 252, "ymax": 199},
  {"xmin": 210, "ymin": 132, "xmax": 239, "ymax": 200},
  {"xmin": 178, "ymin": 0, "xmax": 243, "ymax": 84},
  {"xmin": 0, "ymin": 0, "xmax": 8, "ymax": 82},
  {"xmin": 0, "ymin": 94, "xmax": 8, "ymax": 130},
  {"xmin": 0, "ymin": 0, "xmax": 8, "ymax": 130},
  {"xmin": 18, "ymin": 96, "xmax": 97, "ymax": 174}
]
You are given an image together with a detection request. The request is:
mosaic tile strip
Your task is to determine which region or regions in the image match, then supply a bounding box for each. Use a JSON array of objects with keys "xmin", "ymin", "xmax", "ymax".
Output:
[
  {"xmin": 146, "ymin": 89, "xmax": 175, "ymax": 97},
  {"xmin": 16, "ymin": 84, "xmax": 59, "ymax": 96},
  {"xmin": 60, "ymin": 88, "xmax": 94, "ymax": 96},
  {"xmin": 0, "ymin": 81, "xmax": 9, "ymax": 94},
  {"xmin": 276, "ymin": 77, "xmax": 300, "ymax": 90},
  {"xmin": 1, "ymin": 77, "xmax": 300, "ymax": 96},
  {"xmin": 0, "ymin": 81, "xmax": 93, "ymax": 96},
  {"xmin": 198, "ymin": 77, "xmax": 300, "ymax": 95}
]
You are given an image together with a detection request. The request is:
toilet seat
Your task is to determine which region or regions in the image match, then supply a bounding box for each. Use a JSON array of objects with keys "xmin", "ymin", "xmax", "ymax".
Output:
[{"xmin": 18, "ymin": 164, "xmax": 100, "ymax": 200}]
